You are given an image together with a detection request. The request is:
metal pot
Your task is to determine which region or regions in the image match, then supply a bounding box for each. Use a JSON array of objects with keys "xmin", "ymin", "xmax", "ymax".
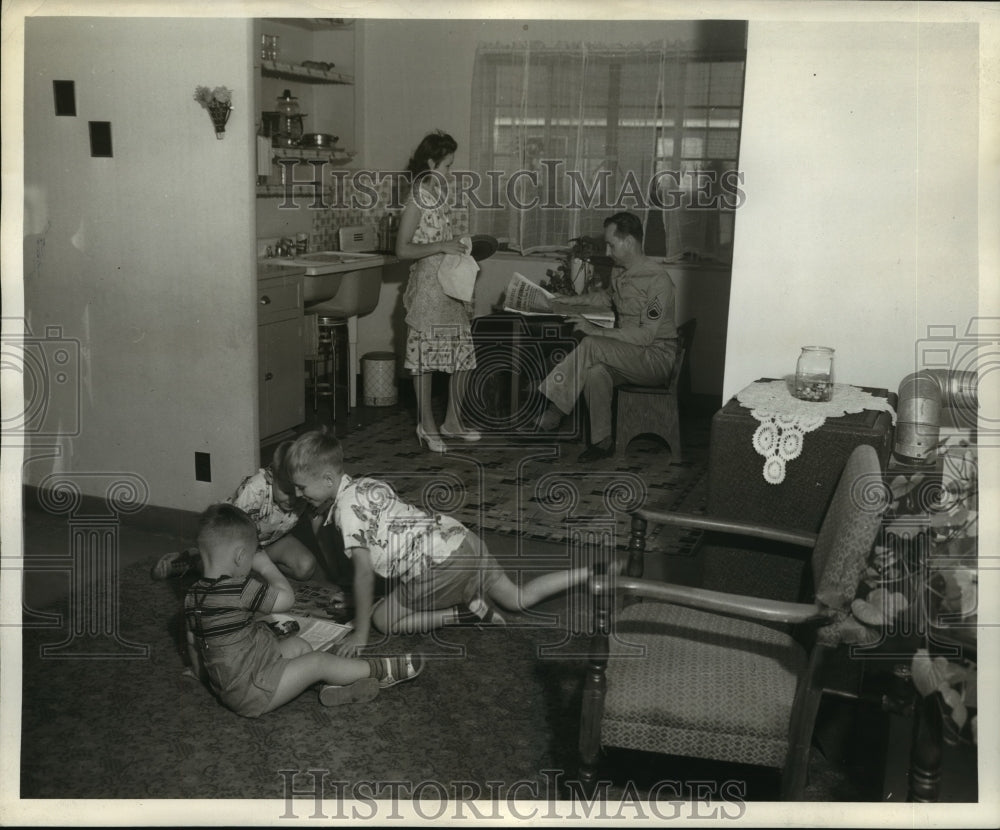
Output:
[{"xmin": 299, "ymin": 133, "xmax": 339, "ymax": 149}]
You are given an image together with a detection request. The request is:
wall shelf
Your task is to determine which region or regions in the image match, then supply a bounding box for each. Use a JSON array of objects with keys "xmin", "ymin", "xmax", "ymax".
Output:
[
  {"xmin": 270, "ymin": 18, "xmax": 354, "ymax": 31},
  {"xmin": 272, "ymin": 147, "xmax": 357, "ymax": 164},
  {"xmin": 259, "ymin": 60, "xmax": 354, "ymax": 85}
]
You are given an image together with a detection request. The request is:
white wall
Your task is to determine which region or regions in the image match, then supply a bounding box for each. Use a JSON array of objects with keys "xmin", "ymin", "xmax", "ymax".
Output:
[
  {"xmin": 21, "ymin": 17, "xmax": 258, "ymax": 512},
  {"xmin": 726, "ymin": 21, "xmax": 983, "ymax": 401}
]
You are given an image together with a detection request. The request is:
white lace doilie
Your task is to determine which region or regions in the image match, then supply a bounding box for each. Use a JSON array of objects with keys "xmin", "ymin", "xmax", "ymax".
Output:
[{"xmin": 736, "ymin": 380, "xmax": 897, "ymax": 485}]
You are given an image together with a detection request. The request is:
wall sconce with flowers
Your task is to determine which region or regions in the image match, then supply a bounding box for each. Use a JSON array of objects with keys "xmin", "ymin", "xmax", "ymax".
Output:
[{"xmin": 194, "ymin": 85, "xmax": 233, "ymax": 139}]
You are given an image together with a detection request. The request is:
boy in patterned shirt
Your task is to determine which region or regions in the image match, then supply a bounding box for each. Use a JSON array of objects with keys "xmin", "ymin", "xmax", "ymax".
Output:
[
  {"xmin": 184, "ymin": 503, "xmax": 423, "ymax": 718},
  {"xmin": 154, "ymin": 441, "xmax": 333, "ymax": 586},
  {"xmin": 286, "ymin": 428, "xmax": 592, "ymax": 657}
]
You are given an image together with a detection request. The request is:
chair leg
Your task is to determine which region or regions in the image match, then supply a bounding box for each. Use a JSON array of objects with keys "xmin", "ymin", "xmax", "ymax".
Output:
[
  {"xmin": 781, "ymin": 646, "xmax": 827, "ymax": 800},
  {"xmin": 666, "ymin": 408, "xmax": 682, "ymax": 460},
  {"xmin": 330, "ymin": 329, "xmax": 337, "ymax": 422},
  {"xmin": 309, "ymin": 357, "xmax": 319, "ymax": 412},
  {"xmin": 578, "ymin": 630, "xmax": 609, "ymax": 789}
]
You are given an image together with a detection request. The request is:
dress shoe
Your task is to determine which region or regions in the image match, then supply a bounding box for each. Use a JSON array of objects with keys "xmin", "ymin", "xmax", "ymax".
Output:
[
  {"xmin": 439, "ymin": 424, "xmax": 482, "ymax": 442},
  {"xmin": 416, "ymin": 424, "xmax": 447, "ymax": 453},
  {"xmin": 577, "ymin": 441, "xmax": 615, "ymax": 463}
]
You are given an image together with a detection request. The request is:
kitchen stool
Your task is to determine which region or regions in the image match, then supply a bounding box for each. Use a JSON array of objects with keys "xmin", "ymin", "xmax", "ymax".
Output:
[{"xmin": 305, "ymin": 314, "xmax": 350, "ymax": 419}]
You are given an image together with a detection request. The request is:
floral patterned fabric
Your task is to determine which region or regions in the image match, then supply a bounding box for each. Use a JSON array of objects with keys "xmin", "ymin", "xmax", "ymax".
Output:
[
  {"xmin": 401, "ymin": 181, "xmax": 476, "ymax": 374},
  {"xmin": 324, "ymin": 473, "xmax": 468, "ymax": 582},
  {"xmin": 227, "ymin": 468, "xmax": 304, "ymax": 546}
]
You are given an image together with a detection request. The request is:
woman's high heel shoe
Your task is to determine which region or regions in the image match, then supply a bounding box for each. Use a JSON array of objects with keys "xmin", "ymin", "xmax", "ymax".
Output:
[
  {"xmin": 416, "ymin": 424, "xmax": 447, "ymax": 454},
  {"xmin": 439, "ymin": 424, "xmax": 482, "ymax": 442}
]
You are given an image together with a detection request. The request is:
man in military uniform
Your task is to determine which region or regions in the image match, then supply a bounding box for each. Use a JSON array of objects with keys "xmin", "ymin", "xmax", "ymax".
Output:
[{"xmin": 535, "ymin": 212, "xmax": 678, "ymax": 462}]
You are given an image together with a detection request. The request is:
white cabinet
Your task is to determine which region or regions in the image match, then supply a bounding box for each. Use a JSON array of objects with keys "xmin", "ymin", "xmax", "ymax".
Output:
[{"xmin": 258, "ymin": 274, "xmax": 305, "ymax": 438}]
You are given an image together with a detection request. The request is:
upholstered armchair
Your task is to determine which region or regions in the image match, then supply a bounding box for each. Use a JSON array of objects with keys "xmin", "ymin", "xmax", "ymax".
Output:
[{"xmin": 578, "ymin": 444, "xmax": 887, "ymax": 799}]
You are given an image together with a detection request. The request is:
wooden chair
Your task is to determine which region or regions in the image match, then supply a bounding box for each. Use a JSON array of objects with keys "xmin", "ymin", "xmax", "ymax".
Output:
[
  {"xmin": 614, "ymin": 318, "xmax": 696, "ymax": 459},
  {"xmin": 578, "ymin": 444, "xmax": 886, "ymax": 799}
]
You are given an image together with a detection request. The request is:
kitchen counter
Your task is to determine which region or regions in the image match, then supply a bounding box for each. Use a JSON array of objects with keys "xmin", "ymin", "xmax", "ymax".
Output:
[{"xmin": 257, "ymin": 261, "xmax": 307, "ymax": 280}]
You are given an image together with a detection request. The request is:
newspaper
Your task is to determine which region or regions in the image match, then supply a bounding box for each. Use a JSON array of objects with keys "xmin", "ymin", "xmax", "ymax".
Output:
[
  {"xmin": 259, "ymin": 613, "xmax": 352, "ymax": 652},
  {"xmin": 503, "ymin": 271, "xmax": 555, "ymax": 315},
  {"xmin": 502, "ymin": 272, "xmax": 615, "ymax": 328}
]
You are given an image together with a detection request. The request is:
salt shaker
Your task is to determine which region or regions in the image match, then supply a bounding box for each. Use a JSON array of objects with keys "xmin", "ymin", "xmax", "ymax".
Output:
[{"xmin": 793, "ymin": 346, "xmax": 835, "ymax": 401}]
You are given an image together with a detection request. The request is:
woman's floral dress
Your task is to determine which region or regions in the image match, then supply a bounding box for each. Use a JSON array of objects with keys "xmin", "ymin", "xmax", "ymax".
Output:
[{"xmin": 401, "ymin": 181, "xmax": 477, "ymax": 374}]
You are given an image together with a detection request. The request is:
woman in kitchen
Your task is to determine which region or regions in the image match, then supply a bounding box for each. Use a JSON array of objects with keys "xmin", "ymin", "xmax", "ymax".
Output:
[{"xmin": 396, "ymin": 130, "xmax": 480, "ymax": 453}]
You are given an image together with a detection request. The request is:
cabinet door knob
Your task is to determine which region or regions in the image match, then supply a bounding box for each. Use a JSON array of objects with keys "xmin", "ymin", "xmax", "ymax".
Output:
[
  {"xmin": 260, "ymin": 295, "xmax": 271, "ymax": 305},
  {"xmin": 264, "ymin": 372, "xmax": 274, "ymax": 381}
]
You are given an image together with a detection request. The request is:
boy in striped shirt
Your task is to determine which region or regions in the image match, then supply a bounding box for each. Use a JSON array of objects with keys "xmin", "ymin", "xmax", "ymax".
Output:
[{"xmin": 184, "ymin": 503, "xmax": 422, "ymax": 718}]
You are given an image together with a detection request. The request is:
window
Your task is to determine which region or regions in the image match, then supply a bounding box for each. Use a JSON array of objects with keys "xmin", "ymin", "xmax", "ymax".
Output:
[{"xmin": 468, "ymin": 40, "xmax": 746, "ymax": 261}]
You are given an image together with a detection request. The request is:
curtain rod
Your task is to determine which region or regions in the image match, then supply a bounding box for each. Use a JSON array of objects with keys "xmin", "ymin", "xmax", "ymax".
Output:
[{"xmin": 476, "ymin": 42, "xmax": 746, "ymax": 60}]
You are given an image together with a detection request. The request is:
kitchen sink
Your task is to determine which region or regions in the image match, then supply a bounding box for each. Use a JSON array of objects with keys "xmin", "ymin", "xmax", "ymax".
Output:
[
  {"xmin": 297, "ymin": 251, "xmax": 380, "ymax": 265},
  {"xmin": 262, "ymin": 249, "xmax": 388, "ymax": 303}
]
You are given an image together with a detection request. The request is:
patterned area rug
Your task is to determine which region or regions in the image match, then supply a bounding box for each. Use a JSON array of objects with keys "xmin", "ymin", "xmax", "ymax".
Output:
[
  {"xmin": 19, "ymin": 560, "xmax": 864, "ymax": 802},
  {"xmin": 335, "ymin": 408, "xmax": 710, "ymax": 557}
]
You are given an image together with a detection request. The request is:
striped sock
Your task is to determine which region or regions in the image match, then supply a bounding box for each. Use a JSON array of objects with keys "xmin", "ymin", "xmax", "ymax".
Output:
[{"xmin": 365, "ymin": 654, "xmax": 424, "ymax": 688}]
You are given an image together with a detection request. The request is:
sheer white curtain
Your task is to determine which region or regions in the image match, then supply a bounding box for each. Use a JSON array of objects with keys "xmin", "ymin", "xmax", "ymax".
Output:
[{"xmin": 468, "ymin": 41, "xmax": 743, "ymax": 260}]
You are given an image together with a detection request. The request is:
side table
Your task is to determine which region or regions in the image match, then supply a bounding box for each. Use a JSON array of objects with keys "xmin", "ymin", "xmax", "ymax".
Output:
[{"xmin": 707, "ymin": 380, "xmax": 897, "ymax": 533}]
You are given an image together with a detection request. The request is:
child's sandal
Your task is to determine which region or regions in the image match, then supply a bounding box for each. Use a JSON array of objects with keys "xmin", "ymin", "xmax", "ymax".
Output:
[
  {"xmin": 370, "ymin": 653, "xmax": 424, "ymax": 689},
  {"xmin": 328, "ymin": 587, "xmax": 351, "ymax": 609},
  {"xmin": 150, "ymin": 548, "xmax": 199, "ymax": 580},
  {"xmin": 319, "ymin": 677, "xmax": 380, "ymax": 707},
  {"xmin": 453, "ymin": 598, "xmax": 506, "ymax": 627}
]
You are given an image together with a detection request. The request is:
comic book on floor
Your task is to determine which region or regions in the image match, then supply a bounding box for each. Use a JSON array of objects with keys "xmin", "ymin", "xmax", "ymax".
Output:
[
  {"xmin": 502, "ymin": 272, "xmax": 615, "ymax": 327},
  {"xmin": 258, "ymin": 613, "xmax": 352, "ymax": 652}
]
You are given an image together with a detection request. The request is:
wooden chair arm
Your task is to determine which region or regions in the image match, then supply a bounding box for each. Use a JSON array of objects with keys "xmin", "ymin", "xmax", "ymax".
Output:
[
  {"xmin": 592, "ymin": 575, "xmax": 832, "ymax": 626},
  {"xmin": 632, "ymin": 508, "xmax": 819, "ymax": 549}
]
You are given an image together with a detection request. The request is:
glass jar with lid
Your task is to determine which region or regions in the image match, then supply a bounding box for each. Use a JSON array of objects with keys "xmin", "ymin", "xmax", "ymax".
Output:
[{"xmin": 793, "ymin": 346, "xmax": 835, "ymax": 401}]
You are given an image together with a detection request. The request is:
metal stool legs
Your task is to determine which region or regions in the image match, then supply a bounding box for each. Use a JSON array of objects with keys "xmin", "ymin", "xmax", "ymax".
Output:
[{"xmin": 309, "ymin": 316, "xmax": 350, "ymax": 421}]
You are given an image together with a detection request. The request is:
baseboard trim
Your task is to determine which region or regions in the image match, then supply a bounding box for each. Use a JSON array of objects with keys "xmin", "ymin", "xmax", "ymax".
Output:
[{"xmin": 23, "ymin": 484, "xmax": 201, "ymax": 539}]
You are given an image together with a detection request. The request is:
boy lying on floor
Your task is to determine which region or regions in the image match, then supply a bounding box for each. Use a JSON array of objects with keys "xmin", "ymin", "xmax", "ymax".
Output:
[
  {"xmin": 286, "ymin": 428, "xmax": 593, "ymax": 657},
  {"xmin": 184, "ymin": 503, "xmax": 423, "ymax": 718}
]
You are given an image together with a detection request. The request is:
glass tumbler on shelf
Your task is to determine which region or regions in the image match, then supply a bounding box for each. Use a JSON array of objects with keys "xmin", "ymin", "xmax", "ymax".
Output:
[{"xmin": 793, "ymin": 346, "xmax": 835, "ymax": 401}]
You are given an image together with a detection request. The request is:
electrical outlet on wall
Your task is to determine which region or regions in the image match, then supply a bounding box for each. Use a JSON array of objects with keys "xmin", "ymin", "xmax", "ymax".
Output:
[{"xmin": 195, "ymin": 452, "xmax": 212, "ymax": 482}]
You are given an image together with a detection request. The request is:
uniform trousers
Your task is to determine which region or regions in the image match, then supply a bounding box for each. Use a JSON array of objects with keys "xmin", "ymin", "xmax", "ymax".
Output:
[{"xmin": 539, "ymin": 335, "xmax": 677, "ymax": 445}]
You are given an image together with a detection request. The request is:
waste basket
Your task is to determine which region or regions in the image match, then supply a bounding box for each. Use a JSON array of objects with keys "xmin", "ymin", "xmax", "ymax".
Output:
[{"xmin": 361, "ymin": 351, "xmax": 398, "ymax": 407}]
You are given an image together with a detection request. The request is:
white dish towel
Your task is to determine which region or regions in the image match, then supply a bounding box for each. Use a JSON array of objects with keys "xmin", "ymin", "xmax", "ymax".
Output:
[
  {"xmin": 436, "ymin": 237, "xmax": 479, "ymax": 302},
  {"xmin": 256, "ymin": 136, "xmax": 272, "ymax": 177}
]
